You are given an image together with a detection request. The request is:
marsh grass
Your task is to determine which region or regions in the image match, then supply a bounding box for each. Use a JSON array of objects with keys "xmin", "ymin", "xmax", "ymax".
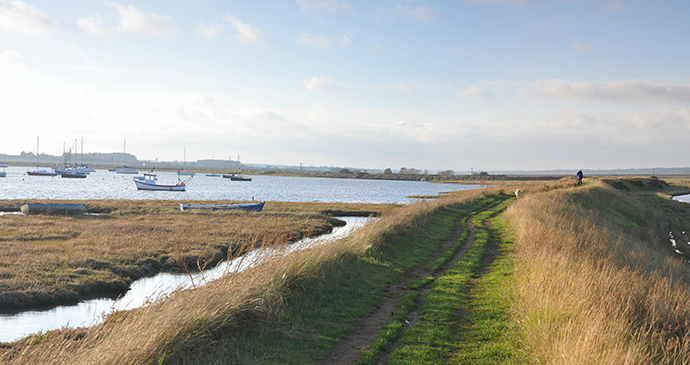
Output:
[
  {"xmin": 0, "ymin": 199, "xmax": 391, "ymax": 310},
  {"xmin": 506, "ymin": 178, "xmax": 690, "ymax": 364}
]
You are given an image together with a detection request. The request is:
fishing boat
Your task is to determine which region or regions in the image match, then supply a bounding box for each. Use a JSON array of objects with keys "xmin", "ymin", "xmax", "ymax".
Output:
[
  {"xmin": 27, "ymin": 137, "xmax": 58, "ymax": 176},
  {"xmin": 134, "ymin": 173, "xmax": 186, "ymax": 191},
  {"xmin": 180, "ymin": 201, "xmax": 264, "ymax": 212}
]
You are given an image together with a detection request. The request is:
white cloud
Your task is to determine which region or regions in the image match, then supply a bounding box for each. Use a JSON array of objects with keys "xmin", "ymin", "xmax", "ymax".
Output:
[
  {"xmin": 0, "ymin": 0, "xmax": 59, "ymax": 35},
  {"xmin": 391, "ymin": 4, "xmax": 439, "ymax": 22},
  {"xmin": 340, "ymin": 33, "xmax": 352, "ymax": 48},
  {"xmin": 186, "ymin": 91, "xmax": 214, "ymax": 104},
  {"xmin": 305, "ymin": 76, "xmax": 339, "ymax": 93},
  {"xmin": 77, "ymin": 2, "xmax": 177, "ymax": 36},
  {"xmin": 224, "ymin": 14, "xmax": 264, "ymax": 43},
  {"xmin": 0, "ymin": 49, "xmax": 28, "ymax": 71},
  {"xmin": 457, "ymin": 85, "xmax": 493, "ymax": 99},
  {"xmin": 397, "ymin": 82, "xmax": 415, "ymax": 94},
  {"xmin": 571, "ymin": 41, "xmax": 590, "ymax": 53},
  {"xmin": 519, "ymin": 79, "xmax": 690, "ymax": 102},
  {"xmin": 196, "ymin": 23, "xmax": 225, "ymax": 38},
  {"xmin": 296, "ymin": 0, "xmax": 355, "ymax": 14},
  {"xmin": 295, "ymin": 33, "xmax": 331, "ymax": 48}
]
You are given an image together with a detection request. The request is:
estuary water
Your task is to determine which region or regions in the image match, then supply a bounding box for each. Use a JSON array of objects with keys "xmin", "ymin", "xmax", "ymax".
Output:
[
  {"xmin": 0, "ymin": 166, "xmax": 476, "ymax": 204},
  {"xmin": 0, "ymin": 217, "xmax": 373, "ymax": 343}
]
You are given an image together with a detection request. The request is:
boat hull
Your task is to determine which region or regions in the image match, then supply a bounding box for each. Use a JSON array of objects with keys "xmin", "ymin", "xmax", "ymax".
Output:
[
  {"xmin": 180, "ymin": 202, "xmax": 264, "ymax": 212},
  {"xmin": 20, "ymin": 204, "xmax": 85, "ymax": 215},
  {"xmin": 61, "ymin": 172, "xmax": 88, "ymax": 178},
  {"xmin": 27, "ymin": 171, "xmax": 57, "ymax": 176},
  {"xmin": 135, "ymin": 180, "xmax": 186, "ymax": 191}
]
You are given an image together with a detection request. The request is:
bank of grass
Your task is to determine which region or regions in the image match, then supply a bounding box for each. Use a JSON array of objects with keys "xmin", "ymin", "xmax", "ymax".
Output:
[
  {"xmin": 506, "ymin": 178, "xmax": 690, "ymax": 364},
  {"xmin": 0, "ymin": 188, "xmax": 496, "ymax": 363},
  {"xmin": 0, "ymin": 200, "xmax": 390, "ymax": 310}
]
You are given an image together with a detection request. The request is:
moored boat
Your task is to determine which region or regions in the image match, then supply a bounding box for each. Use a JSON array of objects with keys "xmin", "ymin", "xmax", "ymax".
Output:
[
  {"xmin": 116, "ymin": 166, "xmax": 139, "ymax": 174},
  {"xmin": 27, "ymin": 137, "xmax": 57, "ymax": 176},
  {"xmin": 61, "ymin": 171, "xmax": 88, "ymax": 178},
  {"xmin": 222, "ymin": 173, "xmax": 252, "ymax": 181},
  {"xmin": 134, "ymin": 173, "xmax": 186, "ymax": 191},
  {"xmin": 0, "ymin": 165, "xmax": 6, "ymax": 178},
  {"xmin": 180, "ymin": 201, "xmax": 264, "ymax": 212}
]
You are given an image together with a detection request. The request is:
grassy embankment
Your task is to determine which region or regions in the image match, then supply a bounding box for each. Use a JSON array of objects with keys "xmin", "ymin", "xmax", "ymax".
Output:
[
  {"xmin": 0, "ymin": 199, "xmax": 387, "ymax": 310},
  {"xmin": 0, "ymin": 187, "xmax": 497, "ymax": 363},
  {"xmin": 5, "ymin": 176, "xmax": 690, "ymax": 364},
  {"xmin": 507, "ymin": 177, "xmax": 690, "ymax": 364}
]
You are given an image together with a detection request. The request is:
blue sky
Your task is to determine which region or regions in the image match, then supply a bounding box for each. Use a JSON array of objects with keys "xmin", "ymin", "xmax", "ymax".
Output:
[{"xmin": 1, "ymin": 0, "xmax": 689, "ymax": 172}]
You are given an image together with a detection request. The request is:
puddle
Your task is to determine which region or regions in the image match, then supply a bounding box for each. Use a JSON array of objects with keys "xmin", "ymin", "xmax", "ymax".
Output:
[{"xmin": 0, "ymin": 216, "xmax": 374, "ymax": 343}]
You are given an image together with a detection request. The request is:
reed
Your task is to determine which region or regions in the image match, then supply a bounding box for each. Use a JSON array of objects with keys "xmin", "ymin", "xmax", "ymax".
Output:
[{"xmin": 505, "ymin": 178, "xmax": 690, "ymax": 364}]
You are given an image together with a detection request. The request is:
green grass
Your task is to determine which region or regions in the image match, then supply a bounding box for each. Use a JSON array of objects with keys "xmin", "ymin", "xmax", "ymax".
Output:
[
  {"xmin": 451, "ymin": 202, "xmax": 525, "ymax": 364},
  {"xmin": 385, "ymin": 196, "xmax": 523, "ymax": 365},
  {"xmin": 161, "ymin": 197, "xmax": 499, "ymax": 364}
]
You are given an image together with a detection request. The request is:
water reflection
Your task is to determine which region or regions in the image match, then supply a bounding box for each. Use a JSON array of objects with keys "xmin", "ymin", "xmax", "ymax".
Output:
[{"xmin": 0, "ymin": 217, "xmax": 372, "ymax": 343}]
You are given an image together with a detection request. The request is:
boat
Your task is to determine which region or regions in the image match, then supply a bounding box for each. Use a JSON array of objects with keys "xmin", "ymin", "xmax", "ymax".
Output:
[
  {"xmin": 116, "ymin": 166, "xmax": 139, "ymax": 174},
  {"xmin": 27, "ymin": 137, "xmax": 58, "ymax": 177},
  {"xmin": 0, "ymin": 165, "xmax": 6, "ymax": 178},
  {"xmin": 61, "ymin": 171, "xmax": 88, "ymax": 178},
  {"xmin": 223, "ymin": 173, "xmax": 252, "ymax": 181},
  {"xmin": 134, "ymin": 173, "xmax": 186, "ymax": 191},
  {"xmin": 178, "ymin": 148, "xmax": 195, "ymax": 176},
  {"xmin": 205, "ymin": 173, "xmax": 221, "ymax": 177},
  {"xmin": 114, "ymin": 140, "xmax": 138, "ymax": 173},
  {"xmin": 180, "ymin": 201, "xmax": 264, "ymax": 212},
  {"xmin": 20, "ymin": 203, "xmax": 85, "ymax": 215}
]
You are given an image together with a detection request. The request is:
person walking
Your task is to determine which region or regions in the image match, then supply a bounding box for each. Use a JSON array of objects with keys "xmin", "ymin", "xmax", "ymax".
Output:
[{"xmin": 576, "ymin": 169, "xmax": 583, "ymax": 186}]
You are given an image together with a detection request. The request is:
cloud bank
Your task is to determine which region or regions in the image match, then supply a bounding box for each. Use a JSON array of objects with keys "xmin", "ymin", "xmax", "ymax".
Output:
[{"xmin": 0, "ymin": 0, "xmax": 59, "ymax": 35}]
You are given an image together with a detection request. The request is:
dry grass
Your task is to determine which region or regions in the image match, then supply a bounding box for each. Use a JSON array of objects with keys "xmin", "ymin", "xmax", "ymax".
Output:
[
  {"xmin": 0, "ymin": 190, "xmax": 495, "ymax": 364},
  {"xmin": 0, "ymin": 199, "xmax": 391, "ymax": 310},
  {"xmin": 505, "ymin": 178, "xmax": 690, "ymax": 364}
]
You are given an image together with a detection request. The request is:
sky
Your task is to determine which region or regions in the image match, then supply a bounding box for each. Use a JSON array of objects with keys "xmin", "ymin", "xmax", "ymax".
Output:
[{"xmin": 1, "ymin": 0, "xmax": 689, "ymax": 172}]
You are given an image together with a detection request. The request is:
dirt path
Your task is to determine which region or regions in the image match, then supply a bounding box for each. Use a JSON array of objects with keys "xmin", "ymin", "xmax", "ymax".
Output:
[{"xmin": 316, "ymin": 216, "xmax": 477, "ymax": 365}]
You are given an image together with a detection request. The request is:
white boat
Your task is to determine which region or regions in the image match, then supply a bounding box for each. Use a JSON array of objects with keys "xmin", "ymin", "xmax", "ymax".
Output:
[
  {"xmin": 134, "ymin": 173, "xmax": 186, "ymax": 191},
  {"xmin": 27, "ymin": 137, "xmax": 57, "ymax": 177}
]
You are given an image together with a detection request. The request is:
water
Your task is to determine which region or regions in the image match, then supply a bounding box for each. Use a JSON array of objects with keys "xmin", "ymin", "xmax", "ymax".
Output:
[
  {"xmin": 0, "ymin": 166, "xmax": 475, "ymax": 204},
  {"xmin": 0, "ymin": 217, "xmax": 373, "ymax": 343},
  {"xmin": 673, "ymin": 194, "xmax": 690, "ymax": 204}
]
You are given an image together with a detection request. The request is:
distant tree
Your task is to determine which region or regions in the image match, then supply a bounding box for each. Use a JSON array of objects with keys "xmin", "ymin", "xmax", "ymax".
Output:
[
  {"xmin": 438, "ymin": 170, "xmax": 454, "ymax": 176},
  {"xmin": 399, "ymin": 167, "xmax": 420, "ymax": 174},
  {"xmin": 339, "ymin": 168, "xmax": 352, "ymax": 174},
  {"xmin": 423, "ymin": 169, "xmax": 428, "ymax": 175},
  {"xmin": 478, "ymin": 171, "xmax": 489, "ymax": 176},
  {"xmin": 383, "ymin": 168, "xmax": 392, "ymax": 174}
]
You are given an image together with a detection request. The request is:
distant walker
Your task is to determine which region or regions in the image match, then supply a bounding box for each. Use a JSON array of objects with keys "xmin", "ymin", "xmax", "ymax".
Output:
[{"xmin": 576, "ymin": 170, "xmax": 584, "ymax": 186}]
